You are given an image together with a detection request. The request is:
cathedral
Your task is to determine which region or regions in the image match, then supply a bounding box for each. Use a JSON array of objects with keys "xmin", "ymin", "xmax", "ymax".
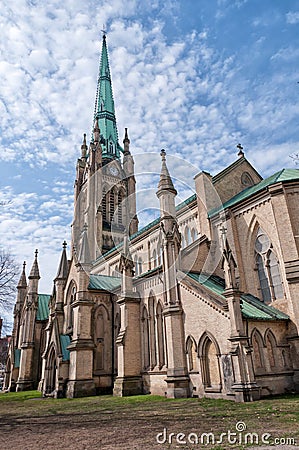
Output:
[{"xmin": 4, "ymin": 35, "xmax": 299, "ymax": 402}]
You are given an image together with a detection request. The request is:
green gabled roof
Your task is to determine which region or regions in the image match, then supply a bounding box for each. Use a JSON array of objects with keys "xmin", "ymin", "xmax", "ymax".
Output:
[
  {"xmin": 240, "ymin": 293, "xmax": 289, "ymax": 320},
  {"xmin": 176, "ymin": 193, "xmax": 197, "ymax": 212},
  {"xmin": 36, "ymin": 294, "xmax": 50, "ymax": 321},
  {"xmin": 93, "ymin": 193, "xmax": 197, "ymax": 265},
  {"xmin": 185, "ymin": 272, "xmax": 289, "ymax": 321},
  {"xmin": 129, "ymin": 216, "xmax": 161, "ymax": 241},
  {"xmin": 60, "ymin": 334, "xmax": 71, "ymax": 361},
  {"xmin": 14, "ymin": 348, "xmax": 21, "ymax": 368},
  {"xmin": 126, "ymin": 194, "xmax": 197, "ymax": 243},
  {"xmin": 89, "ymin": 274, "xmax": 121, "ymax": 291},
  {"xmin": 209, "ymin": 168, "xmax": 299, "ymax": 218}
]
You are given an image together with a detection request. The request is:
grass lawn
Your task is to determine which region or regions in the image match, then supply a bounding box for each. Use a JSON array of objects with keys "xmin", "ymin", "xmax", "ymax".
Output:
[{"xmin": 0, "ymin": 391, "xmax": 298, "ymax": 449}]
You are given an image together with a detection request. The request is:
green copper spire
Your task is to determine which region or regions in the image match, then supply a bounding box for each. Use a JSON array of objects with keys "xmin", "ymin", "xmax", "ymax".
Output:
[{"xmin": 93, "ymin": 34, "xmax": 122, "ymax": 160}]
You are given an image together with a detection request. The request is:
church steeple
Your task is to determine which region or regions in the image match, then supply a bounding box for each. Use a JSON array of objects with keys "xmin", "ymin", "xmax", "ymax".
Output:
[{"xmin": 93, "ymin": 34, "xmax": 122, "ymax": 162}]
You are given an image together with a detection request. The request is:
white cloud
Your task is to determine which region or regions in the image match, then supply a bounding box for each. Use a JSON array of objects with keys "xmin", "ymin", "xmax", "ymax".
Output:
[
  {"xmin": 286, "ymin": 11, "xmax": 299, "ymax": 24},
  {"xmin": 0, "ymin": 0, "xmax": 298, "ymax": 305}
]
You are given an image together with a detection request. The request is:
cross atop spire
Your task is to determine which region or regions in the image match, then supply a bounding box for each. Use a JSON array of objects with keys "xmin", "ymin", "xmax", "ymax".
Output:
[
  {"xmin": 29, "ymin": 249, "xmax": 40, "ymax": 280},
  {"xmin": 101, "ymin": 24, "xmax": 107, "ymax": 37},
  {"xmin": 17, "ymin": 261, "xmax": 27, "ymax": 289},
  {"xmin": 237, "ymin": 143, "xmax": 244, "ymax": 157},
  {"xmin": 55, "ymin": 241, "xmax": 68, "ymax": 281},
  {"xmin": 93, "ymin": 34, "xmax": 122, "ymax": 161}
]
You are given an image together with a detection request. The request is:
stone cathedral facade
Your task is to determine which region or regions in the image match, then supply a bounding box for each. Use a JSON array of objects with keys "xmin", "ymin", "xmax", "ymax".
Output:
[{"xmin": 4, "ymin": 35, "xmax": 299, "ymax": 401}]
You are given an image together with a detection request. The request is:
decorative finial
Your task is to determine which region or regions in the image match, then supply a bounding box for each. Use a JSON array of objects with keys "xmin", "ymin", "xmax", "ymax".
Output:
[
  {"xmin": 220, "ymin": 225, "xmax": 227, "ymax": 249},
  {"xmin": 237, "ymin": 143, "xmax": 244, "ymax": 157},
  {"xmin": 160, "ymin": 149, "xmax": 166, "ymax": 160},
  {"xmin": 63, "ymin": 241, "xmax": 67, "ymax": 249},
  {"xmin": 93, "ymin": 119, "xmax": 100, "ymax": 143},
  {"xmin": 81, "ymin": 133, "xmax": 87, "ymax": 158},
  {"xmin": 23, "ymin": 261, "xmax": 26, "ymax": 270},
  {"xmin": 123, "ymin": 127, "xmax": 130, "ymax": 144},
  {"xmin": 35, "ymin": 249, "xmax": 38, "ymax": 258}
]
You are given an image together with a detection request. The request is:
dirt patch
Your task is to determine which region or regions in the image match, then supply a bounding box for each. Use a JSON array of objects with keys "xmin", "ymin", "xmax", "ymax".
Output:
[{"xmin": 0, "ymin": 394, "xmax": 298, "ymax": 450}]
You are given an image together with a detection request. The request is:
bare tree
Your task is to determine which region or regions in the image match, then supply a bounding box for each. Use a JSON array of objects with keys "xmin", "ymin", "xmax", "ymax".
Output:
[{"xmin": 0, "ymin": 250, "xmax": 18, "ymax": 312}]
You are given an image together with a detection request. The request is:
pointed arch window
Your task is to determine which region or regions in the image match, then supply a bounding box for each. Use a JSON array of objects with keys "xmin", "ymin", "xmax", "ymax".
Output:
[
  {"xmin": 66, "ymin": 284, "xmax": 76, "ymax": 335},
  {"xmin": 45, "ymin": 346, "xmax": 57, "ymax": 395},
  {"xmin": 185, "ymin": 226, "xmax": 191, "ymax": 246},
  {"xmin": 191, "ymin": 228, "xmax": 197, "ymax": 242},
  {"xmin": 102, "ymin": 188, "xmax": 107, "ymax": 221},
  {"xmin": 148, "ymin": 296, "xmax": 157, "ymax": 369},
  {"xmin": 138, "ymin": 257, "xmax": 143, "ymax": 275},
  {"xmin": 110, "ymin": 190, "xmax": 115, "ymax": 222},
  {"xmin": 117, "ymin": 191, "xmax": 123, "ymax": 226},
  {"xmin": 94, "ymin": 305, "xmax": 110, "ymax": 372},
  {"xmin": 251, "ymin": 329, "xmax": 265, "ymax": 373},
  {"xmin": 157, "ymin": 243, "xmax": 162, "ymax": 266},
  {"xmin": 134, "ymin": 255, "xmax": 138, "ymax": 275},
  {"xmin": 265, "ymin": 330, "xmax": 278, "ymax": 369},
  {"xmin": 186, "ymin": 336, "xmax": 197, "ymax": 372},
  {"xmin": 198, "ymin": 333, "xmax": 222, "ymax": 392},
  {"xmin": 152, "ymin": 249, "xmax": 157, "ymax": 268},
  {"xmin": 142, "ymin": 306, "xmax": 150, "ymax": 370},
  {"xmin": 254, "ymin": 227, "xmax": 283, "ymax": 303},
  {"xmin": 156, "ymin": 302, "xmax": 165, "ymax": 369}
]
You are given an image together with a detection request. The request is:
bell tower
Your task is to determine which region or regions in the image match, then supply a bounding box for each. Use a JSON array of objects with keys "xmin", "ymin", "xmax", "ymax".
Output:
[{"xmin": 71, "ymin": 33, "xmax": 138, "ymax": 261}]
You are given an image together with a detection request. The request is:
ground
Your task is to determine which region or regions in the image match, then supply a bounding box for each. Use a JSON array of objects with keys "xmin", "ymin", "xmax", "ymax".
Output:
[{"xmin": 0, "ymin": 392, "xmax": 298, "ymax": 450}]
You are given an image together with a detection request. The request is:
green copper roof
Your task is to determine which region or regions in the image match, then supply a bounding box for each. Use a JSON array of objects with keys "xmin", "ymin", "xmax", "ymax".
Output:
[
  {"xmin": 60, "ymin": 334, "xmax": 71, "ymax": 361},
  {"xmin": 14, "ymin": 348, "xmax": 21, "ymax": 368},
  {"xmin": 37, "ymin": 294, "xmax": 50, "ymax": 321},
  {"xmin": 185, "ymin": 272, "xmax": 289, "ymax": 321},
  {"xmin": 89, "ymin": 274, "xmax": 121, "ymax": 291},
  {"xmin": 94, "ymin": 35, "xmax": 122, "ymax": 160},
  {"xmin": 209, "ymin": 168, "xmax": 299, "ymax": 218}
]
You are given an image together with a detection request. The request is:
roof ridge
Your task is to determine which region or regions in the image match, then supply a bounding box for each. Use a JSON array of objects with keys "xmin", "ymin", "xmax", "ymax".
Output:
[{"xmin": 209, "ymin": 167, "xmax": 299, "ymax": 217}]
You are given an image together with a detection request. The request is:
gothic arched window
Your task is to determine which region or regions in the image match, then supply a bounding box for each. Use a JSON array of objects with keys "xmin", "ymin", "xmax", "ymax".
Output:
[
  {"xmin": 251, "ymin": 329, "xmax": 265, "ymax": 373},
  {"xmin": 142, "ymin": 306, "xmax": 150, "ymax": 370},
  {"xmin": 148, "ymin": 295, "xmax": 157, "ymax": 369},
  {"xmin": 254, "ymin": 227, "xmax": 283, "ymax": 303},
  {"xmin": 134, "ymin": 255, "xmax": 138, "ymax": 276},
  {"xmin": 185, "ymin": 226, "xmax": 191, "ymax": 246},
  {"xmin": 152, "ymin": 249, "xmax": 157, "ymax": 268},
  {"xmin": 241, "ymin": 171, "xmax": 254, "ymax": 188},
  {"xmin": 186, "ymin": 336, "xmax": 197, "ymax": 372},
  {"xmin": 110, "ymin": 190, "xmax": 115, "ymax": 222},
  {"xmin": 138, "ymin": 257, "xmax": 142, "ymax": 275},
  {"xmin": 102, "ymin": 189, "xmax": 107, "ymax": 221},
  {"xmin": 94, "ymin": 305, "xmax": 110, "ymax": 372},
  {"xmin": 66, "ymin": 284, "xmax": 76, "ymax": 335},
  {"xmin": 117, "ymin": 191, "xmax": 123, "ymax": 225},
  {"xmin": 265, "ymin": 330, "xmax": 278, "ymax": 369},
  {"xmin": 198, "ymin": 333, "xmax": 221, "ymax": 392},
  {"xmin": 191, "ymin": 228, "xmax": 197, "ymax": 242},
  {"xmin": 156, "ymin": 302, "xmax": 165, "ymax": 369}
]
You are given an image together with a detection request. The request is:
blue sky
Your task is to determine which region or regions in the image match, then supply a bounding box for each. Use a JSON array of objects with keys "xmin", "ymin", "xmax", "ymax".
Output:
[{"xmin": 0, "ymin": 0, "xmax": 299, "ymax": 326}]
